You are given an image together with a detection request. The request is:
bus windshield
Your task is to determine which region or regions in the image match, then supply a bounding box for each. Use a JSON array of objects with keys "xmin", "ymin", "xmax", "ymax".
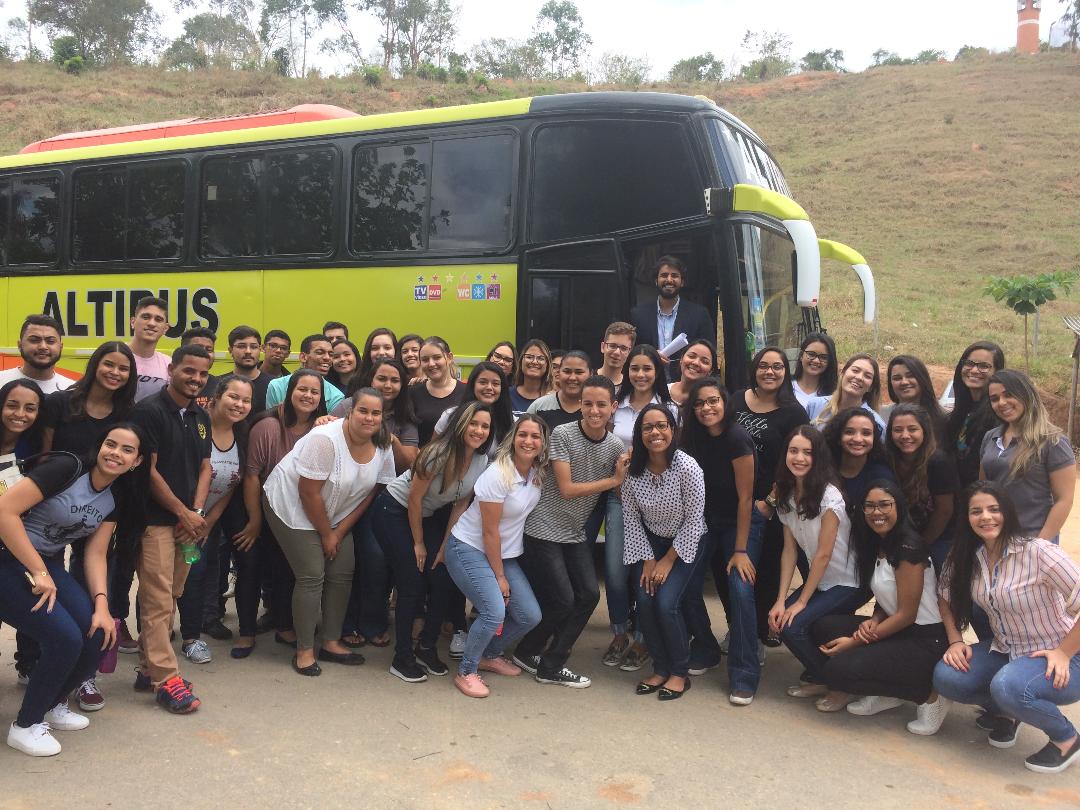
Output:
[
  {"xmin": 734, "ymin": 222, "xmax": 802, "ymax": 353},
  {"xmin": 704, "ymin": 118, "xmax": 791, "ymax": 197}
]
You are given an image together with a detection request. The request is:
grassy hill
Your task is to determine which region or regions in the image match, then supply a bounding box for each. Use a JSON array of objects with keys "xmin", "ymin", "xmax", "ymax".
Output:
[{"xmin": 2, "ymin": 55, "xmax": 1079, "ymax": 392}]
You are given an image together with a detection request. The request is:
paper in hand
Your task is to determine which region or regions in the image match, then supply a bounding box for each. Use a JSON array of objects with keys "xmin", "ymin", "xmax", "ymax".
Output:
[{"xmin": 659, "ymin": 332, "xmax": 688, "ymax": 359}]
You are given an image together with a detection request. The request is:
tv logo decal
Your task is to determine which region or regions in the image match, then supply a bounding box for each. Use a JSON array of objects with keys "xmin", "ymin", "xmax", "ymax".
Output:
[{"xmin": 412, "ymin": 273, "xmax": 498, "ymax": 302}]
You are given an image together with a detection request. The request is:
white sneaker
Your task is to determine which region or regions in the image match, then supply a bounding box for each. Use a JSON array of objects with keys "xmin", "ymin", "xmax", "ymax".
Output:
[
  {"xmin": 7, "ymin": 722, "xmax": 61, "ymax": 756},
  {"xmin": 907, "ymin": 698, "xmax": 951, "ymax": 736},
  {"xmin": 448, "ymin": 631, "xmax": 467, "ymax": 659},
  {"xmin": 182, "ymin": 639, "xmax": 212, "ymax": 664},
  {"xmin": 43, "ymin": 702, "xmax": 90, "ymax": 731},
  {"xmin": 223, "ymin": 571, "xmax": 237, "ymax": 600},
  {"xmin": 847, "ymin": 695, "xmax": 905, "ymax": 716},
  {"xmin": 719, "ymin": 631, "xmax": 730, "ymax": 655}
]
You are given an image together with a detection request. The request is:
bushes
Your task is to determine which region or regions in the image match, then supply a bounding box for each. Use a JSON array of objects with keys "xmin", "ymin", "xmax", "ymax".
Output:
[{"xmin": 362, "ymin": 66, "xmax": 382, "ymax": 87}]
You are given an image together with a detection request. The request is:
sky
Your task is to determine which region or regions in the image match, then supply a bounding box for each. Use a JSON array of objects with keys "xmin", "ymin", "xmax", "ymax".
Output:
[{"xmin": 2, "ymin": 0, "xmax": 1076, "ymax": 76}]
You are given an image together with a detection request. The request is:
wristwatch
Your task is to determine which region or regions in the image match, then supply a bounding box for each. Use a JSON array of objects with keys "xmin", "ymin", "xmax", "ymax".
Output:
[
  {"xmin": 192, "ymin": 508, "xmax": 206, "ymax": 517},
  {"xmin": 764, "ymin": 493, "xmax": 778, "ymax": 508}
]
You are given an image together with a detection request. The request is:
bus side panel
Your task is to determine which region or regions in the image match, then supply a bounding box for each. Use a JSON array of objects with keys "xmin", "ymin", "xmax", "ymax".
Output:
[
  {"xmin": 7, "ymin": 270, "xmax": 262, "ymax": 377},
  {"xmin": 0, "ymin": 276, "xmax": 14, "ymax": 371},
  {"xmin": 261, "ymin": 264, "xmax": 518, "ymax": 367}
]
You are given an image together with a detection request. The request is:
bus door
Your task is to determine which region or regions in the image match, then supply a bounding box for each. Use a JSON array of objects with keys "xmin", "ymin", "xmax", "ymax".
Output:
[{"xmin": 520, "ymin": 238, "xmax": 627, "ymax": 367}]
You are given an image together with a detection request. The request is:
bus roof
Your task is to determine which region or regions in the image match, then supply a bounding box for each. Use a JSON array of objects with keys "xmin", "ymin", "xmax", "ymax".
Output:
[{"xmin": 0, "ymin": 91, "xmax": 732, "ymax": 171}]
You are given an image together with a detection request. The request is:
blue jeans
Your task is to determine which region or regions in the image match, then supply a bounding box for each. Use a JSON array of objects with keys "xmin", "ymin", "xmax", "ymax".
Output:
[
  {"xmin": 780, "ymin": 584, "xmax": 868, "ymax": 683},
  {"xmin": 934, "ymin": 642, "xmax": 1080, "ymax": 743},
  {"xmin": 633, "ymin": 531, "xmax": 711, "ymax": 679},
  {"xmin": 444, "ymin": 535, "xmax": 541, "ymax": 676},
  {"xmin": 709, "ymin": 509, "xmax": 766, "ymax": 693},
  {"xmin": 0, "ymin": 554, "xmax": 104, "ymax": 727}
]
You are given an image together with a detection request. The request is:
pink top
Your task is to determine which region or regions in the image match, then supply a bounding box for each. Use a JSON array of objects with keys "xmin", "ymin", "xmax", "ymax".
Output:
[
  {"xmin": 247, "ymin": 410, "xmax": 307, "ymax": 482},
  {"xmin": 957, "ymin": 537, "xmax": 1080, "ymax": 659}
]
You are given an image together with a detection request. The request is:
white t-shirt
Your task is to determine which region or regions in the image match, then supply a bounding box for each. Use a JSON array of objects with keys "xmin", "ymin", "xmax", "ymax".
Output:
[
  {"xmin": 871, "ymin": 556, "xmax": 942, "ymax": 626},
  {"xmin": 132, "ymin": 350, "xmax": 171, "ymax": 403},
  {"xmin": 0, "ymin": 367, "xmax": 73, "ymax": 394},
  {"xmin": 450, "ymin": 463, "xmax": 542, "ymax": 558},
  {"xmin": 264, "ymin": 421, "xmax": 396, "ymax": 530},
  {"xmin": 205, "ymin": 440, "xmax": 241, "ymax": 512},
  {"xmin": 777, "ymin": 483, "xmax": 859, "ymax": 590}
]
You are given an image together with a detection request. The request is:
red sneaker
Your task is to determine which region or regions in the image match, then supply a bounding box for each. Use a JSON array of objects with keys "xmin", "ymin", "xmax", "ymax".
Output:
[{"xmin": 156, "ymin": 676, "xmax": 200, "ymax": 714}]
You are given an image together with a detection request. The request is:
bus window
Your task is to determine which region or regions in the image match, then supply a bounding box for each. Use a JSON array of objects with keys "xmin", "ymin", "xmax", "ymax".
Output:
[
  {"xmin": 705, "ymin": 120, "xmax": 790, "ymax": 197},
  {"xmin": 201, "ymin": 156, "xmax": 260, "ymax": 258},
  {"xmin": 351, "ymin": 141, "xmax": 430, "ymax": 253},
  {"xmin": 267, "ymin": 148, "xmax": 335, "ymax": 256},
  {"xmin": 74, "ymin": 163, "xmax": 185, "ymax": 263},
  {"xmin": 528, "ymin": 120, "xmax": 700, "ymax": 243},
  {"xmin": 0, "ymin": 181, "xmax": 7, "ymax": 264},
  {"xmin": 6, "ymin": 175, "xmax": 59, "ymax": 265},
  {"xmin": 735, "ymin": 223, "xmax": 801, "ymax": 353},
  {"xmin": 428, "ymin": 134, "xmax": 514, "ymax": 251}
]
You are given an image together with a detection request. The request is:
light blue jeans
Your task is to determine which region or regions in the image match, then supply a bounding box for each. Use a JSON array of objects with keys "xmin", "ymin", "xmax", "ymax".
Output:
[
  {"xmin": 933, "ymin": 641, "xmax": 1080, "ymax": 743},
  {"xmin": 444, "ymin": 535, "xmax": 541, "ymax": 676}
]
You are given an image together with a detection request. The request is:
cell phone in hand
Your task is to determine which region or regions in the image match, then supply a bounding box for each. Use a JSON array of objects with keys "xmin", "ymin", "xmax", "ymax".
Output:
[{"xmin": 24, "ymin": 571, "xmax": 36, "ymax": 589}]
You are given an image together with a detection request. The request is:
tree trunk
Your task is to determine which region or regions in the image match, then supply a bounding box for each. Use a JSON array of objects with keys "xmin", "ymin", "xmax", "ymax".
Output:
[{"xmin": 1024, "ymin": 313, "xmax": 1031, "ymax": 371}]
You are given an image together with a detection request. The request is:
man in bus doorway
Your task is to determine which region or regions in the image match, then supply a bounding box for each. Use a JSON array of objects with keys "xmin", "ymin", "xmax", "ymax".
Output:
[{"xmin": 630, "ymin": 256, "xmax": 714, "ymax": 382}]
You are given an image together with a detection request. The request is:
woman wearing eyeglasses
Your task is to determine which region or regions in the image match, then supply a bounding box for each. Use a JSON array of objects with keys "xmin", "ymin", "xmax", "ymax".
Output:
[
  {"xmin": 510, "ymin": 339, "xmax": 553, "ymax": 418},
  {"xmin": 792, "ymin": 332, "xmax": 838, "ymax": 410},
  {"xmin": 946, "ymin": 341, "xmax": 1005, "ymax": 487}
]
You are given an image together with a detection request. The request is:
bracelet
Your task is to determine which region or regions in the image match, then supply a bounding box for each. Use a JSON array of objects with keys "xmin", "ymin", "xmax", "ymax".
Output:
[
  {"xmin": 948, "ymin": 640, "xmax": 966, "ymax": 647},
  {"xmin": 732, "ymin": 550, "xmax": 748, "ymax": 555},
  {"xmin": 93, "ymin": 592, "xmax": 107, "ymax": 600}
]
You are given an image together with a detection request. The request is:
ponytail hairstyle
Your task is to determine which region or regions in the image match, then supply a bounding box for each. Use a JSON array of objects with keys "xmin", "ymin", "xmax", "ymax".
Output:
[{"xmin": 774, "ymin": 425, "xmax": 838, "ymax": 520}]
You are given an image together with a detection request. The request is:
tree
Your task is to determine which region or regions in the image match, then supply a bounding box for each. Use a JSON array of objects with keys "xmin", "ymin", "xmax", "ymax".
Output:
[
  {"xmin": 871, "ymin": 48, "xmax": 910, "ymax": 66},
  {"xmin": 800, "ymin": 48, "xmax": 844, "ymax": 72},
  {"xmin": 913, "ymin": 48, "xmax": 946, "ymax": 64},
  {"xmin": 470, "ymin": 36, "xmax": 544, "ymax": 79},
  {"xmin": 259, "ymin": 0, "xmax": 322, "ymax": 77},
  {"xmin": 984, "ymin": 270, "xmax": 1080, "ymax": 369},
  {"xmin": 668, "ymin": 52, "xmax": 723, "ymax": 83},
  {"xmin": 530, "ymin": 0, "xmax": 591, "ymax": 78},
  {"xmin": 1061, "ymin": 0, "xmax": 1080, "ymax": 52},
  {"xmin": 30, "ymin": 0, "xmax": 160, "ymax": 64},
  {"xmin": 166, "ymin": 12, "xmax": 258, "ymax": 69},
  {"xmin": 739, "ymin": 30, "xmax": 793, "ymax": 82},
  {"xmin": 594, "ymin": 52, "xmax": 649, "ymax": 86},
  {"xmin": 955, "ymin": 44, "xmax": 989, "ymax": 60},
  {"xmin": 396, "ymin": 0, "xmax": 456, "ymax": 73}
]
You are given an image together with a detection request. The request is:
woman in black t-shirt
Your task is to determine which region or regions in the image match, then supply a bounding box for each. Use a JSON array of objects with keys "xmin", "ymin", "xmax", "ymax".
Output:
[
  {"xmin": 681, "ymin": 377, "xmax": 765, "ymax": 705},
  {"xmin": 409, "ymin": 337, "xmax": 466, "ymax": 446},
  {"xmin": 886, "ymin": 404, "xmax": 959, "ymax": 571},
  {"xmin": 732, "ymin": 346, "xmax": 810, "ymax": 648},
  {"xmin": 0, "ymin": 424, "xmax": 147, "ymax": 757},
  {"xmin": 945, "ymin": 341, "xmax": 1005, "ymax": 486}
]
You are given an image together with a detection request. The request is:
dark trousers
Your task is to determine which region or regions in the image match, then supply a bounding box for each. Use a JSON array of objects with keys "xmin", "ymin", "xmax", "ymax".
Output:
[
  {"xmin": 0, "ymin": 555, "xmax": 104, "ymax": 727},
  {"xmin": 753, "ymin": 515, "xmax": 785, "ymax": 642},
  {"xmin": 110, "ymin": 526, "xmax": 141, "ymax": 621},
  {"xmin": 261, "ymin": 521, "xmax": 295, "ymax": 633},
  {"xmin": 683, "ymin": 530, "xmax": 721, "ymax": 663},
  {"xmin": 370, "ymin": 493, "xmax": 454, "ymax": 660},
  {"xmin": 813, "ymin": 614, "xmax": 948, "ymax": 703},
  {"xmin": 343, "ymin": 512, "xmax": 390, "ymax": 640},
  {"xmin": 177, "ymin": 495, "xmax": 247, "ymax": 639},
  {"xmin": 516, "ymin": 535, "xmax": 600, "ymax": 675}
]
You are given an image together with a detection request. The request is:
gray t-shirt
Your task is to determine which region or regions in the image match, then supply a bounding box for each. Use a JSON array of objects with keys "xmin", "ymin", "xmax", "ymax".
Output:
[
  {"xmin": 23, "ymin": 459, "xmax": 116, "ymax": 556},
  {"xmin": 524, "ymin": 421, "xmax": 624, "ymax": 544},
  {"xmin": 385, "ymin": 452, "xmax": 489, "ymax": 517},
  {"xmin": 980, "ymin": 426, "xmax": 1075, "ymax": 537}
]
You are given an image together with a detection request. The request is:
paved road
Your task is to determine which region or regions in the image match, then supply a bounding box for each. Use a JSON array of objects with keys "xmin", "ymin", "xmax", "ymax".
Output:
[{"xmin": 4, "ymin": 487, "xmax": 1080, "ymax": 808}]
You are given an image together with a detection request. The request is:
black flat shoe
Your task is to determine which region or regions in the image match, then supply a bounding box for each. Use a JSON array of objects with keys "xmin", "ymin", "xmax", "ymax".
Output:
[
  {"xmin": 636, "ymin": 680, "xmax": 663, "ymax": 695},
  {"xmin": 292, "ymin": 656, "xmax": 321, "ymax": 677},
  {"xmin": 318, "ymin": 649, "xmax": 366, "ymax": 666},
  {"xmin": 230, "ymin": 645, "xmax": 255, "ymax": 659},
  {"xmin": 658, "ymin": 679, "xmax": 691, "ymax": 701},
  {"xmin": 275, "ymin": 633, "xmax": 296, "ymax": 647}
]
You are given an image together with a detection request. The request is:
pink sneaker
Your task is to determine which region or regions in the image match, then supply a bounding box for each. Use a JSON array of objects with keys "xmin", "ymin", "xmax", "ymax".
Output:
[
  {"xmin": 454, "ymin": 673, "xmax": 490, "ymax": 698},
  {"xmin": 479, "ymin": 656, "xmax": 522, "ymax": 677}
]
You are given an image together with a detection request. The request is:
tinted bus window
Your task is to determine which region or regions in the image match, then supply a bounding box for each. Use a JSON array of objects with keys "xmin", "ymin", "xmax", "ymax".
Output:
[
  {"xmin": 351, "ymin": 142, "xmax": 430, "ymax": 252},
  {"xmin": 429, "ymin": 134, "xmax": 514, "ymax": 250},
  {"xmin": 0, "ymin": 180, "xmax": 8, "ymax": 264},
  {"xmin": 529, "ymin": 121, "xmax": 700, "ymax": 243},
  {"xmin": 267, "ymin": 148, "xmax": 335, "ymax": 256},
  {"xmin": 708, "ymin": 120, "xmax": 790, "ymax": 197},
  {"xmin": 201, "ymin": 156, "xmax": 259, "ymax": 258},
  {"xmin": 74, "ymin": 169, "xmax": 125, "ymax": 261},
  {"xmin": 128, "ymin": 163, "xmax": 185, "ymax": 260},
  {"xmin": 8, "ymin": 176, "xmax": 59, "ymax": 265}
]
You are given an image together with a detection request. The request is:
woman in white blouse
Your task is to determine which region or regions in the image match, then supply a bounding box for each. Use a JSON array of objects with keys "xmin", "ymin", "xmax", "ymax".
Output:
[
  {"xmin": 444, "ymin": 415, "xmax": 548, "ymax": 699},
  {"xmin": 934, "ymin": 483, "xmax": 1080, "ymax": 774},
  {"xmin": 769, "ymin": 426, "xmax": 868, "ymax": 703},
  {"xmin": 621, "ymin": 404, "xmax": 707, "ymax": 701},
  {"xmin": 263, "ymin": 388, "xmax": 396, "ymax": 676}
]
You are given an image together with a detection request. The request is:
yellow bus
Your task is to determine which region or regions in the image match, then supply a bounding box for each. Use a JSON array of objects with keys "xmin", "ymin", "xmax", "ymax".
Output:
[{"xmin": 0, "ymin": 92, "xmax": 874, "ymax": 384}]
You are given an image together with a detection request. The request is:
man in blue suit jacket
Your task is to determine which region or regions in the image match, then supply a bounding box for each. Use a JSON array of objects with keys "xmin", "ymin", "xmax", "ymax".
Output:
[{"xmin": 629, "ymin": 255, "xmax": 715, "ymax": 382}]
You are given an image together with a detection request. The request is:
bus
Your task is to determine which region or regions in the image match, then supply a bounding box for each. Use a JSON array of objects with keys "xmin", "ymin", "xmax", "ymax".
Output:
[{"xmin": 0, "ymin": 92, "xmax": 875, "ymax": 387}]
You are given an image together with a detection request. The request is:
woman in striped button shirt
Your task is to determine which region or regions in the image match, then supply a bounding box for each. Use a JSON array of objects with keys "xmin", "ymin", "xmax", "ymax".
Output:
[{"xmin": 933, "ymin": 483, "xmax": 1080, "ymax": 774}]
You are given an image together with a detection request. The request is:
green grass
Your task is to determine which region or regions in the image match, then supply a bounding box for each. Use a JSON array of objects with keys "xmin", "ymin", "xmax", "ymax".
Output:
[{"xmin": 1, "ymin": 55, "xmax": 1079, "ymax": 391}]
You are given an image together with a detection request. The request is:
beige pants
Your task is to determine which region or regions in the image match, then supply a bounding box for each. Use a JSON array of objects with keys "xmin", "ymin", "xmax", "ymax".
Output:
[{"xmin": 137, "ymin": 524, "xmax": 191, "ymax": 688}]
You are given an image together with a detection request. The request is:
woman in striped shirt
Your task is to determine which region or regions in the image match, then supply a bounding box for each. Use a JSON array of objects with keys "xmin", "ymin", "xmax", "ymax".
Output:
[{"xmin": 933, "ymin": 483, "xmax": 1080, "ymax": 774}]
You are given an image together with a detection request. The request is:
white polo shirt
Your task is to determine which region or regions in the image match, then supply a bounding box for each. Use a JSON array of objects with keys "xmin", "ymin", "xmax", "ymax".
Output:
[{"xmin": 450, "ymin": 462, "xmax": 541, "ymax": 559}]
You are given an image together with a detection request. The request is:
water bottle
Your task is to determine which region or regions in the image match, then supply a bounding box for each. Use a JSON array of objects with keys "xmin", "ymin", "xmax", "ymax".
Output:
[
  {"xmin": 98, "ymin": 618, "xmax": 121, "ymax": 674},
  {"xmin": 180, "ymin": 541, "xmax": 201, "ymax": 565}
]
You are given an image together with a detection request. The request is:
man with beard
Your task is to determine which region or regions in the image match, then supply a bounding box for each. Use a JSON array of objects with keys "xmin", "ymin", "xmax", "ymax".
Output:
[
  {"xmin": 227, "ymin": 325, "xmax": 271, "ymax": 417},
  {"xmin": 0, "ymin": 315, "xmax": 73, "ymax": 393},
  {"xmin": 263, "ymin": 334, "xmax": 344, "ymax": 412},
  {"xmin": 629, "ymin": 256, "xmax": 714, "ymax": 382}
]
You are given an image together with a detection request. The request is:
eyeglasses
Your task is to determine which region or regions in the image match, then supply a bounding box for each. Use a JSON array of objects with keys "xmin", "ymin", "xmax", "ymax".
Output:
[
  {"xmin": 862, "ymin": 500, "xmax": 896, "ymax": 514},
  {"xmin": 491, "ymin": 354, "xmax": 514, "ymax": 365},
  {"xmin": 602, "ymin": 342, "xmax": 631, "ymax": 354},
  {"xmin": 692, "ymin": 396, "xmax": 723, "ymax": 410},
  {"xmin": 757, "ymin": 362, "xmax": 787, "ymax": 373},
  {"xmin": 802, "ymin": 350, "xmax": 829, "ymax": 362},
  {"xmin": 641, "ymin": 422, "xmax": 672, "ymax": 434},
  {"xmin": 961, "ymin": 359, "xmax": 993, "ymax": 373},
  {"xmin": 521, "ymin": 354, "xmax": 546, "ymax": 364}
]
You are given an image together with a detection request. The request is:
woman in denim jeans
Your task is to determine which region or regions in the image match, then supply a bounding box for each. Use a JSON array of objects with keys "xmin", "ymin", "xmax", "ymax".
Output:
[
  {"xmin": 769, "ymin": 426, "xmax": 867, "ymax": 704},
  {"xmin": 622, "ymin": 404, "xmax": 707, "ymax": 701},
  {"xmin": 680, "ymin": 378, "xmax": 765, "ymax": 705},
  {"xmin": 444, "ymin": 415, "xmax": 547, "ymax": 698},
  {"xmin": 934, "ymin": 483, "xmax": 1080, "ymax": 774}
]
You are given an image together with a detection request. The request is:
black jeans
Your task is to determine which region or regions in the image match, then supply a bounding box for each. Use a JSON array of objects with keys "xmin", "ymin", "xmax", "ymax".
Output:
[
  {"xmin": 177, "ymin": 494, "xmax": 248, "ymax": 639},
  {"xmin": 515, "ymin": 535, "xmax": 600, "ymax": 676},
  {"xmin": 257, "ymin": 496, "xmax": 295, "ymax": 633},
  {"xmin": 342, "ymin": 512, "xmax": 390, "ymax": 640},
  {"xmin": 812, "ymin": 614, "xmax": 949, "ymax": 703},
  {"xmin": 370, "ymin": 493, "xmax": 454, "ymax": 660}
]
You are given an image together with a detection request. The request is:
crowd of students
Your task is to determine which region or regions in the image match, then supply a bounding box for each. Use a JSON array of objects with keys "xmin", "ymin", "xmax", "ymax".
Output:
[{"xmin": 1, "ymin": 256, "xmax": 1079, "ymax": 776}]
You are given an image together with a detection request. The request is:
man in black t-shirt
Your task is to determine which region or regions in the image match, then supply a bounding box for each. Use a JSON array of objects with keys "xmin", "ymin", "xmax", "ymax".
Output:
[
  {"xmin": 131, "ymin": 344, "xmax": 212, "ymax": 714},
  {"xmin": 227, "ymin": 325, "xmax": 272, "ymax": 418}
]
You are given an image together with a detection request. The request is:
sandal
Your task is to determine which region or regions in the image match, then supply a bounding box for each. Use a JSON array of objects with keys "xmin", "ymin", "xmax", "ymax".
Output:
[
  {"xmin": 341, "ymin": 634, "xmax": 367, "ymax": 649},
  {"xmin": 368, "ymin": 632, "xmax": 391, "ymax": 648}
]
